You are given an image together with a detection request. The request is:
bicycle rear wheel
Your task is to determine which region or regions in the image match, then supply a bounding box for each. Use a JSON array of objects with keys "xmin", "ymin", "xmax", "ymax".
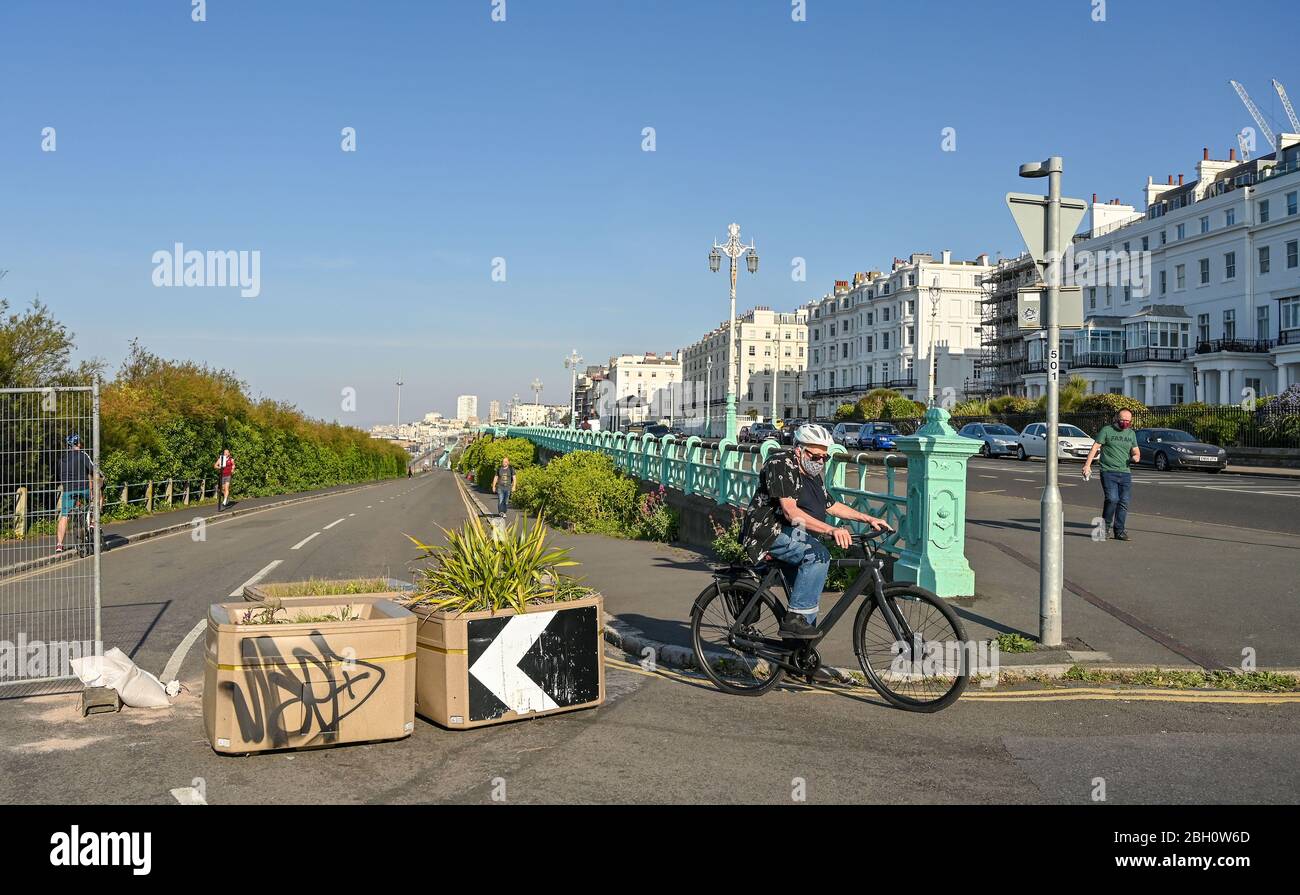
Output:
[
  {"xmin": 690, "ymin": 579, "xmax": 786, "ymax": 696},
  {"xmin": 853, "ymin": 584, "xmax": 969, "ymax": 712}
]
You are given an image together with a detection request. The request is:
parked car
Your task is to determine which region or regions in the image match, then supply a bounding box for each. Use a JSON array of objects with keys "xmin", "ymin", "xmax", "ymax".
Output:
[
  {"xmin": 957, "ymin": 422, "xmax": 1021, "ymax": 458},
  {"xmin": 832, "ymin": 422, "xmax": 864, "ymax": 448},
  {"xmin": 1013, "ymin": 423, "xmax": 1095, "ymax": 461},
  {"xmin": 642, "ymin": 423, "xmax": 672, "ymax": 439},
  {"xmin": 745, "ymin": 422, "xmax": 780, "ymax": 444},
  {"xmin": 858, "ymin": 422, "xmax": 899, "ymax": 450},
  {"xmin": 776, "ymin": 419, "xmax": 806, "ymax": 445},
  {"xmin": 1136, "ymin": 428, "xmax": 1226, "ymax": 472}
]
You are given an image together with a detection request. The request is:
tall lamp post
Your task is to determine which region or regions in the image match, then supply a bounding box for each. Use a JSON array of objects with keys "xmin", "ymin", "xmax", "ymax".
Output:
[
  {"xmin": 1020, "ymin": 155, "xmax": 1065, "ymax": 648},
  {"xmin": 530, "ymin": 378, "xmax": 543, "ymax": 424},
  {"xmin": 395, "ymin": 374, "xmax": 404, "ymax": 429},
  {"xmin": 709, "ymin": 223, "xmax": 759, "ymax": 441},
  {"xmin": 927, "ymin": 279, "xmax": 942, "ymax": 406},
  {"xmin": 564, "ymin": 349, "xmax": 583, "ymax": 428},
  {"xmin": 705, "ymin": 356, "xmax": 713, "ymax": 436}
]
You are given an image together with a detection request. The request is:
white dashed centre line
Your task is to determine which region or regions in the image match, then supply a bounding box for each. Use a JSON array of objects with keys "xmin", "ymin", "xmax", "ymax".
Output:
[
  {"xmin": 323, "ymin": 518, "xmax": 346, "ymax": 530},
  {"xmin": 291, "ymin": 532, "xmax": 321, "ymax": 550}
]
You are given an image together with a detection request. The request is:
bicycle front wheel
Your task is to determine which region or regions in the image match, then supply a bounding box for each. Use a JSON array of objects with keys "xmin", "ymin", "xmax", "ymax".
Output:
[
  {"xmin": 690, "ymin": 579, "xmax": 786, "ymax": 696},
  {"xmin": 853, "ymin": 584, "xmax": 969, "ymax": 712}
]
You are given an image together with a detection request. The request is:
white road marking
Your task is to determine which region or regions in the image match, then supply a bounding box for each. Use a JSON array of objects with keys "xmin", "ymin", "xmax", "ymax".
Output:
[
  {"xmin": 1014, "ymin": 478, "xmax": 1035, "ymax": 483},
  {"xmin": 979, "ymin": 475, "xmax": 996, "ymax": 479},
  {"xmin": 227, "ymin": 559, "xmax": 283, "ymax": 598},
  {"xmin": 323, "ymin": 518, "xmax": 346, "ymax": 530},
  {"xmin": 349, "ymin": 513, "xmax": 356, "ymax": 517},
  {"xmin": 291, "ymin": 531, "xmax": 321, "ymax": 550},
  {"xmin": 161, "ymin": 558, "xmax": 283, "ymax": 681},
  {"xmin": 366, "ymin": 505, "xmax": 373, "ymax": 509}
]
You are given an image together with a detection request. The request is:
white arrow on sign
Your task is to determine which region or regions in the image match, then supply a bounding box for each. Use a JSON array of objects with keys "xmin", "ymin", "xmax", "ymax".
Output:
[
  {"xmin": 1006, "ymin": 192, "xmax": 1089, "ymax": 266},
  {"xmin": 470, "ymin": 611, "xmax": 559, "ymax": 715}
]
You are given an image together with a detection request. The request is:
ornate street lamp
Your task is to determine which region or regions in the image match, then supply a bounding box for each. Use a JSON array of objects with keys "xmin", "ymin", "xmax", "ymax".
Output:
[
  {"xmin": 708, "ymin": 223, "xmax": 759, "ymax": 441},
  {"xmin": 564, "ymin": 349, "xmax": 583, "ymax": 428}
]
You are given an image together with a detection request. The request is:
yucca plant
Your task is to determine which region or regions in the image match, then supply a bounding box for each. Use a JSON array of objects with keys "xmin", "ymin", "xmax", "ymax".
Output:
[{"xmin": 406, "ymin": 514, "xmax": 593, "ymax": 614}]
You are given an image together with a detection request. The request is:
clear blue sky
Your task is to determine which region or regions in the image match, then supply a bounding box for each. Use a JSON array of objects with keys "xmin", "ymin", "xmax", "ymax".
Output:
[{"xmin": 2, "ymin": 0, "xmax": 1295, "ymax": 425}]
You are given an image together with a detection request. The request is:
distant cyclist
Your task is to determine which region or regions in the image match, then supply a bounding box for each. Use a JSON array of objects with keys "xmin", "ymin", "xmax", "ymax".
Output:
[
  {"xmin": 214, "ymin": 448, "xmax": 235, "ymax": 510},
  {"xmin": 740, "ymin": 423, "xmax": 892, "ymax": 639},
  {"xmin": 54, "ymin": 433, "xmax": 96, "ymax": 554}
]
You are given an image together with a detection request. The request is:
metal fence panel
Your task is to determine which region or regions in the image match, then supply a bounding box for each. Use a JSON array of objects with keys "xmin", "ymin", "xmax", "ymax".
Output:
[{"xmin": 0, "ymin": 385, "xmax": 100, "ymax": 694}]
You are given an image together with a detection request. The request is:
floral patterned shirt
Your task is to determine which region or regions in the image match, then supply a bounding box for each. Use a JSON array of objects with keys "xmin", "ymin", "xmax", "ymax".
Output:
[{"xmin": 741, "ymin": 450, "xmax": 834, "ymax": 562}]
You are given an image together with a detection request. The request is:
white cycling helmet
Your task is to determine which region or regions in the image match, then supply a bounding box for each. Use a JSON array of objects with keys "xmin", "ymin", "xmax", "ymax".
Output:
[{"xmin": 793, "ymin": 423, "xmax": 834, "ymax": 448}]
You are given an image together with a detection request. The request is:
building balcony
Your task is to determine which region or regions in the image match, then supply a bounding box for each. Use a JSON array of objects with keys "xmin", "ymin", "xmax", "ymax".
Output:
[
  {"xmin": 884, "ymin": 377, "xmax": 917, "ymax": 389},
  {"xmin": 1194, "ymin": 338, "xmax": 1274, "ymax": 355},
  {"xmin": 1123, "ymin": 347, "xmax": 1188, "ymax": 364},
  {"xmin": 801, "ymin": 385, "xmax": 857, "ymax": 400},
  {"xmin": 1071, "ymin": 352, "xmax": 1122, "ymax": 368},
  {"xmin": 1276, "ymin": 329, "xmax": 1300, "ymax": 347}
]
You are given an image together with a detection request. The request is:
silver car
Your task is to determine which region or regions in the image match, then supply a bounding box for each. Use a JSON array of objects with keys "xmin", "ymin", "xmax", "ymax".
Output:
[{"xmin": 957, "ymin": 422, "xmax": 1021, "ymax": 458}]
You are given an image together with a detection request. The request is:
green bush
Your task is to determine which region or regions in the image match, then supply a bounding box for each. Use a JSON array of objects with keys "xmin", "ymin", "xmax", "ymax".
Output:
[
  {"xmin": 988, "ymin": 395, "xmax": 1037, "ymax": 414},
  {"xmin": 1078, "ymin": 393, "xmax": 1146, "ymax": 414},
  {"xmin": 709, "ymin": 508, "xmax": 748, "ymax": 564},
  {"xmin": 470, "ymin": 437, "xmax": 536, "ymax": 491},
  {"xmin": 512, "ymin": 451, "xmax": 638, "ymax": 534},
  {"xmin": 950, "ymin": 398, "xmax": 990, "ymax": 417},
  {"xmin": 882, "ymin": 396, "xmax": 926, "ymax": 419},
  {"xmin": 632, "ymin": 485, "xmax": 679, "ymax": 542},
  {"xmin": 833, "ymin": 403, "xmax": 856, "ymax": 422}
]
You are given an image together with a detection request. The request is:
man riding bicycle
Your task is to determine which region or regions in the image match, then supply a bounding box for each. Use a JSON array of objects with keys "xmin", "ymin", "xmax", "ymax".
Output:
[
  {"xmin": 740, "ymin": 423, "xmax": 891, "ymax": 639},
  {"xmin": 55, "ymin": 433, "xmax": 96, "ymax": 554}
]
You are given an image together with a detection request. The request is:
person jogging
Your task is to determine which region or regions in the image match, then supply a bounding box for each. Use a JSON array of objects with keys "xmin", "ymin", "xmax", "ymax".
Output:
[
  {"xmin": 213, "ymin": 448, "xmax": 235, "ymax": 510},
  {"xmin": 491, "ymin": 456, "xmax": 515, "ymax": 517},
  {"xmin": 54, "ymin": 433, "xmax": 97, "ymax": 554}
]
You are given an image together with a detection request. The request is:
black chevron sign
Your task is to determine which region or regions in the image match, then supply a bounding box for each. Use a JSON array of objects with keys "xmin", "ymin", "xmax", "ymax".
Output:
[{"xmin": 466, "ymin": 606, "xmax": 600, "ymax": 722}]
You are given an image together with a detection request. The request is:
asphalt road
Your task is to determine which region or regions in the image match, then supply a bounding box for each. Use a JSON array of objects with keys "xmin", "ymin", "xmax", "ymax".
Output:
[
  {"xmin": 959, "ymin": 457, "xmax": 1300, "ymax": 535},
  {"xmin": 1, "ymin": 471, "xmax": 1297, "ymax": 804}
]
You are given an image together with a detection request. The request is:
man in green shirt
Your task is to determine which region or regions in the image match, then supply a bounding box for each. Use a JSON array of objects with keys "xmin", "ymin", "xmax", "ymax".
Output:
[{"xmin": 1083, "ymin": 410, "xmax": 1141, "ymax": 541}]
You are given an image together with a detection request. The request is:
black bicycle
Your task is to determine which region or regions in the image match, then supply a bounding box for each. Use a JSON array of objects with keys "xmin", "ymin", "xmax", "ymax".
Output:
[
  {"xmin": 690, "ymin": 531, "xmax": 969, "ymax": 712},
  {"xmin": 67, "ymin": 492, "xmax": 97, "ymax": 558}
]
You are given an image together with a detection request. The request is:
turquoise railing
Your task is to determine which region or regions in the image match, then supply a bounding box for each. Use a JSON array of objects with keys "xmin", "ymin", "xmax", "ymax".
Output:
[
  {"xmin": 480, "ymin": 408, "xmax": 981, "ymax": 598},
  {"xmin": 481, "ymin": 425, "xmax": 909, "ymax": 556}
]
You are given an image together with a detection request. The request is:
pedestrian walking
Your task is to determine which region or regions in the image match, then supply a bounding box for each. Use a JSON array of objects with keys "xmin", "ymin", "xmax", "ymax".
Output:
[
  {"xmin": 1082, "ymin": 409, "xmax": 1141, "ymax": 541},
  {"xmin": 491, "ymin": 456, "xmax": 515, "ymax": 517},
  {"xmin": 214, "ymin": 447, "xmax": 235, "ymax": 511}
]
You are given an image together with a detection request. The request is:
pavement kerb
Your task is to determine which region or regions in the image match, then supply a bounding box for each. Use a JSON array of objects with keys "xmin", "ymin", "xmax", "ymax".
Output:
[{"xmin": 0, "ymin": 476, "xmax": 409, "ymax": 578}]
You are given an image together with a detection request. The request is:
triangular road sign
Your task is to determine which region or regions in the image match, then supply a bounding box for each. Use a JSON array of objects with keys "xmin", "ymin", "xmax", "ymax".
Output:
[{"xmin": 1006, "ymin": 192, "xmax": 1089, "ymax": 265}]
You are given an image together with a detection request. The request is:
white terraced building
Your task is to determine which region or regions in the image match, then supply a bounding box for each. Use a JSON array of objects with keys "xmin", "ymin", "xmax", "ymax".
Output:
[
  {"xmin": 801, "ymin": 251, "xmax": 992, "ymax": 421},
  {"xmin": 679, "ymin": 306, "xmax": 810, "ymax": 431},
  {"xmin": 1024, "ymin": 137, "xmax": 1300, "ymax": 404}
]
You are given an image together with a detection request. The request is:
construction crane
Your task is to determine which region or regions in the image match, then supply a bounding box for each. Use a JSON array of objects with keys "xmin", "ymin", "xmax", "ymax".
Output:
[
  {"xmin": 1272, "ymin": 79, "xmax": 1300, "ymax": 133},
  {"xmin": 1230, "ymin": 79, "xmax": 1277, "ymax": 153},
  {"xmin": 1237, "ymin": 131, "xmax": 1252, "ymax": 162}
]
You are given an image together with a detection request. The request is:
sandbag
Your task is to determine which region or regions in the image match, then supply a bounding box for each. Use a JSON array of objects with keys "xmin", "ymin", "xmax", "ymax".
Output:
[{"xmin": 70, "ymin": 648, "xmax": 170, "ymax": 708}]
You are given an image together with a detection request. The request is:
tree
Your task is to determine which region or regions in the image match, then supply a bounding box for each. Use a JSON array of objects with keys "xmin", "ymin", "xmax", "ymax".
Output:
[{"xmin": 0, "ymin": 299, "xmax": 104, "ymax": 388}]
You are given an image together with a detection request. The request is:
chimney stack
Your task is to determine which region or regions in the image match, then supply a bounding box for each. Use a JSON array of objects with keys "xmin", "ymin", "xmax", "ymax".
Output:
[
  {"xmin": 1203, "ymin": 147, "xmax": 1210, "ymax": 160},
  {"xmin": 1178, "ymin": 174, "xmax": 1184, "ymax": 185},
  {"xmin": 1167, "ymin": 174, "xmax": 1174, "ymax": 185},
  {"xmin": 1093, "ymin": 192, "xmax": 1098, "ymax": 204},
  {"xmin": 1230, "ymin": 148, "xmax": 1236, "ymax": 161}
]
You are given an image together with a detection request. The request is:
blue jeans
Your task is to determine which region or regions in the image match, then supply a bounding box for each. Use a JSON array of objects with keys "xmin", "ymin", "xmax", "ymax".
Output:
[
  {"xmin": 1100, "ymin": 471, "xmax": 1132, "ymax": 534},
  {"xmin": 766, "ymin": 527, "xmax": 831, "ymax": 623},
  {"xmin": 497, "ymin": 487, "xmax": 510, "ymax": 514}
]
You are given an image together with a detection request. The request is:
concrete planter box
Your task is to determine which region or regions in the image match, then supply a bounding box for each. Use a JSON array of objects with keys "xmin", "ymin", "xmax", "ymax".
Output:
[
  {"xmin": 410, "ymin": 593, "xmax": 604, "ymax": 729},
  {"xmin": 204, "ymin": 596, "xmax": 416, "ymax": 754},
  {"xmin": 242, "ymin": 578, "xmax": 416, "ymax": 602}
]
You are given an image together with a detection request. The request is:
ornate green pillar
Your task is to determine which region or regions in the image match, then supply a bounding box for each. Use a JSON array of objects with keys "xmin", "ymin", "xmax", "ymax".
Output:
[{"xmin": 892, "ymin": 407, "xmax": 979, "ymax": 598}]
